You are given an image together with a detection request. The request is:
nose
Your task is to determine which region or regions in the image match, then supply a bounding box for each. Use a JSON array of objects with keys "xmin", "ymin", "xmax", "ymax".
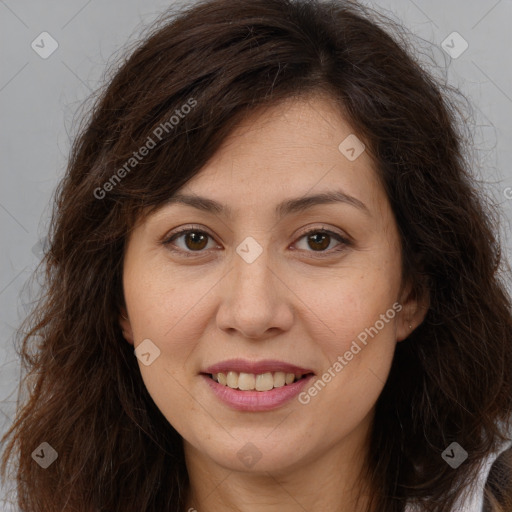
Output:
[{"xmin": 215, "ymin": 242, "xmax": 294, "ymax": 340}]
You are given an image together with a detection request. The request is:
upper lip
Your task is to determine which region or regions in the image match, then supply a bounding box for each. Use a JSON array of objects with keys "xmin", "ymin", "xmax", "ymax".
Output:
[{"xmin": 202, "ymin": 359, "xmax": 315, "ymax": 375}]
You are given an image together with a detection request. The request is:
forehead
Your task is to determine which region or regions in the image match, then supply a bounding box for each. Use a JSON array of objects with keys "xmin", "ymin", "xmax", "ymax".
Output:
[
  {"xmin": 169, "ymin": 94, "xmax": 385, "ymax": 218},
  {"xmin": 206, "ymin": 93, "xmax": 366, "ymax": 168}
]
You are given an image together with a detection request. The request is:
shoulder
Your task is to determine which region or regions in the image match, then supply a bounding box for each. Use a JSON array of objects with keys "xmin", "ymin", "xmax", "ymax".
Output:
[
  {"xmin": 405, "ymin": 419, "xmax": 512, "ymax": 512},
  {"xmin": 464, "ymin": 437, "xmax": 512, "ymax": 511}
]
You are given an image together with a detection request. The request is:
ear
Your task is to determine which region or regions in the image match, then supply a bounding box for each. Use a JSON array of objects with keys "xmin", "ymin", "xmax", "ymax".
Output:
[
  {"xmin": 396, "ymin": 279, "xmax": 429, "ymax": 342},
  {"xmin": 119, "ymin": 306, "xmax": 134, "ymax": 345}
]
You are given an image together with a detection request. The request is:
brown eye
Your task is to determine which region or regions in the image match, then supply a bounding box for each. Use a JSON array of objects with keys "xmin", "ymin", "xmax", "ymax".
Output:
[
  {"xmin": 182, "ymin": 231, "xmax": 209, "ymax": 251},
  {"xmin": 163, "ymin": 228, "xmax": 216, "ymax": 256},
  {"xmin": 294, "ymin": 228, "xmax": 349, "ymax": 256},
  {"xmin": 306, "ymin": 232, "xmax": 331, "ymax": 251}
]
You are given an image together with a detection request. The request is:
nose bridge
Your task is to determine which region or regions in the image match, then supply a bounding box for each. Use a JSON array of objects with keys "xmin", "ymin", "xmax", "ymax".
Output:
[
  {"xmin": 217, "ymin": 235, "xmax": 290, "ymax": 338},
  {"xmin": 232, "ymin": 235, "xmax": 275, "ymax": 302}
]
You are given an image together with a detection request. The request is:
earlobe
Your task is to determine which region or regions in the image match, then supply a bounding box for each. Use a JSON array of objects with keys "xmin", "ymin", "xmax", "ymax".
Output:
[{"xmin": 119, "ymin": 307, "xmax": 134, "ymax": 345}]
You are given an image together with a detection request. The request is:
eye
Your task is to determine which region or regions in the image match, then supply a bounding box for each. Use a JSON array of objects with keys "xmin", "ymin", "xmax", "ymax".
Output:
[
  {"xmin": 293, "ymin": 227, "xmax": 350, "ymax": 256},
  {"xmin": 162, "ymin": 225, "xmax": 350, "ymax": 258},
  {"xmin": 162, "ymin": 226, "xmax": 218, "ymax": 257}
]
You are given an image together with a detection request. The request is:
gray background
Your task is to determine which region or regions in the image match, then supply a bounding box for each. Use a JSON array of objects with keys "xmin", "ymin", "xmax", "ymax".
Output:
[{"xmin": 1, "ymin": 0, "xmax": 512, "ymax": 505}]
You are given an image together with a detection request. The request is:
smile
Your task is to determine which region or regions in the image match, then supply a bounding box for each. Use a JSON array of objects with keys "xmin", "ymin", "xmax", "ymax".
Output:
[{"xmin": 209, "ymin": 371, "xmax": 310, "ymax": 391}]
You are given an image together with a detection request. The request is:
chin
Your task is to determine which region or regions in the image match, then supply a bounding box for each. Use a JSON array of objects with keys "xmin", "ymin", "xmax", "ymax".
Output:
[{"xmin": 198, "ymin": 435, "xmax": 308, "ymax": 474}]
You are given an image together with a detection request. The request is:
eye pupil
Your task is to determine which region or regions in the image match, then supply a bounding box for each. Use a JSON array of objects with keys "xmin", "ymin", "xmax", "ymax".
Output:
[
  {"xmin": 186, "ymin": 232, "xmax": 208, "ymax": 250},
  {"xmin": 308, "ymin": 233, "xmax": 330, "ymax": 251}
]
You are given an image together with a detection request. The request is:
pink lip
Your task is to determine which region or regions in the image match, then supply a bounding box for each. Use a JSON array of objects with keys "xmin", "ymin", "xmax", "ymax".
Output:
[
  {"xmin": 203, "ymin": 358, "xmax": 314, "ymax": 375},
  {"xmin": 201, "ymin": 359, "xmax": 315, "ymax": 412},
  {"xmin": 202, "ymin": 374, "xmax": 315, "ymax": 412}
]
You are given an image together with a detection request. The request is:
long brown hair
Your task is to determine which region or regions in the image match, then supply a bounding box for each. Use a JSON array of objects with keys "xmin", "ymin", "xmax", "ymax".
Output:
[{"xmin": 2, "ymin": 0, "xmax": 511, "ymax": 510}]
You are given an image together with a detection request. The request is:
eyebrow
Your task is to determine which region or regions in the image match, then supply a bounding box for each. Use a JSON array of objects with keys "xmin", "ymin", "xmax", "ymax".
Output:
[{"xmin": 164, "ymin": 190, "xmax": 371, "ymax": 220}]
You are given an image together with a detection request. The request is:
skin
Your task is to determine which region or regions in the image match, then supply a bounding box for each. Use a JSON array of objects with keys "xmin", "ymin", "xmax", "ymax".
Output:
[{"xmin": 120, "ymin": 93, "xmax": 428, "ymax": 512}]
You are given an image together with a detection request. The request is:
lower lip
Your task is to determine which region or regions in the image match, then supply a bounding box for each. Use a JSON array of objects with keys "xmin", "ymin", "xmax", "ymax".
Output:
[{"xmin": 202, "ymin": 374, "xmax": 314, "ymax": 412}]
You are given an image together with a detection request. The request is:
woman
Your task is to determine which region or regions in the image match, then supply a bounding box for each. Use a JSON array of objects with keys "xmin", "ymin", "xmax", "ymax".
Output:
[{"xmin": 1, "ymin": 0, "xmax": 511, "ymax": 510}]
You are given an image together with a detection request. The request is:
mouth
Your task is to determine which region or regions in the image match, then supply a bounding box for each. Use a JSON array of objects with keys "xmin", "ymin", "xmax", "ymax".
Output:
[
  {"xmin": 201, "ymin": 360, "xmax": 316, "ymax": 411},
  {"xmin": 203, "ymin": 371, "xmax": 315, "ymax": 392}
]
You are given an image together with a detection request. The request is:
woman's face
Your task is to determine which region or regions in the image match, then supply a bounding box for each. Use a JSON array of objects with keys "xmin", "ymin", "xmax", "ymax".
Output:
[{"xmin": 120, "ymin": 94, "xmax": 424, "ymax": 476}]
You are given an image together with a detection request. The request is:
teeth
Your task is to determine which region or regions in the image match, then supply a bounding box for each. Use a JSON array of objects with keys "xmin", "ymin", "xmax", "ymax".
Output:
[
  {"xmin": 273, "ymin": 371, "xmax": 286, "ymax": 388},
  {"xmin": 255, "ymin": 372, "xmax": 273, "ymax": 391},
  {"xmin": 212, "ymin": 371, "xmax": 305, "ymax": 391},
  {"xmin": 226, "ymin": 371, "xmax": 238, "ymax": 389},
  {"xmin": 238, "ymin": 372, "xmax": 256, "ymax": 390}
]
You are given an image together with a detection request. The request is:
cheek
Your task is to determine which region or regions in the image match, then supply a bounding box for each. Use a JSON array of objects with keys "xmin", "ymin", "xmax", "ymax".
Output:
[
  {"xmin": 124, "ymin": 260, "xmax": 213, "ymax": 349},
  {"xmin": 123, "ymin": 264, "xmax": 209, "ymax": 428},
  {"xmin": 312, "ymin": 261, "xmax": 400, "ymax": 353},
  {"xmin": 298, "ymin": 260, "xmax": 400, "ymax": 407},
  {"xmin": 291, "ymin": 271, "xmax": 400, "ymax": 451}
]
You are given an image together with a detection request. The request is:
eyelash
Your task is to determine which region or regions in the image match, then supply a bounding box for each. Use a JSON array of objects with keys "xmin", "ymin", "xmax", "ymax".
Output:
[{"xmin": 162, "ymin": 225, "xmax": 351, "ymax": 259}]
